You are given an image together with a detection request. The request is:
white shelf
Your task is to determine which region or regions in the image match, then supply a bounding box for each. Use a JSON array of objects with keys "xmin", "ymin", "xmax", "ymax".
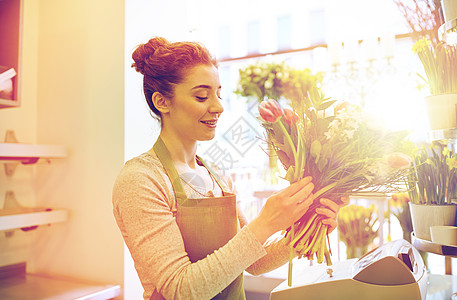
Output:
[
  {"xmin": 0, "ymin": 207, "xmax": 68, "ymax": 231},
  {"xmin": 439, "ymin": 17, "xmax": 457, "ymax": 45},
  {"xmin": 0, "ymin": 273, "xmax": 121, "ymax": 300},
  {"xmin": 0, "ymin": 142, "xmax": 67, "ymax": 163}
]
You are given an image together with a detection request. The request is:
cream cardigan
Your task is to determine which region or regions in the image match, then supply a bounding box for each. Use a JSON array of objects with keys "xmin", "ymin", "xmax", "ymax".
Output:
[{"xmin": 112, "ymin": 150, "xmax": 290, "ymax": 299}]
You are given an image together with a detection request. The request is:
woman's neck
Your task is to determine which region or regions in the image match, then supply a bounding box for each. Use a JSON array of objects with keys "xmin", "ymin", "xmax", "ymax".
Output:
[{"xmin": 158, "ymin": 131, "xmax": 198, "ymax": 169}]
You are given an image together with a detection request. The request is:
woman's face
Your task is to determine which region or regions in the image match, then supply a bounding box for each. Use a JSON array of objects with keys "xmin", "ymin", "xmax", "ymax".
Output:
[{"xmin": 165, "ymin": 64, "xmax": 224, "ymax": 142}]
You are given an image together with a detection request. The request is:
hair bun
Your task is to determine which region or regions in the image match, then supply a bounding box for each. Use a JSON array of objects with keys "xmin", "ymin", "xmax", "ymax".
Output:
[{"xmin": 132, "ymin": 37, "xmax": 170, "ymax": 75}]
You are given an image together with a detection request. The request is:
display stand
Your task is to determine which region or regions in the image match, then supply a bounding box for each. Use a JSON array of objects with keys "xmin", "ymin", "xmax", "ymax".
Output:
[
  {"xmin": 413, "ymin": 128, "xmax": 457, "ymax": 276},
  {"xmin": 411, "ymin": 233, "xmax": 456, "ymax": 275},
  {"xmin": 438, "ymin": 17, "xmax": 457, "ymax": 45}
]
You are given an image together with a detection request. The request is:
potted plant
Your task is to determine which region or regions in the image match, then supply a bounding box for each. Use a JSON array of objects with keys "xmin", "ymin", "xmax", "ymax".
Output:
[
  {"xmin": 389, "ymin": 192, "xmax": 414, "ymax": 243},
  {"xmin": 338, "ymin": 204, "xmax": 379, "ymax": 259},
  {"xmin": 412, "ymin": 38, "xmax": 457, "ymax": 130},
  {"xmin": 407, "ymin": 143, "xmax": 457, "ymax": 241}
]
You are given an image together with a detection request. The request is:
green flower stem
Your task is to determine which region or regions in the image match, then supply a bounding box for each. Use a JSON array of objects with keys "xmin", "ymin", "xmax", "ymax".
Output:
[
  {"xmin": 277, "ymin": 120, "xmax": 299, "ymax": 179},
  {"xmin": 288, "ymin": 223, "xmax": 295, "ymax": 287},
  {"xmin": 288, "ymin": 245, "xmax": 293, "ymax": 286},
  {"xmin": 313, "ymin": 181, "xmax": 339, "ymax": 199}
]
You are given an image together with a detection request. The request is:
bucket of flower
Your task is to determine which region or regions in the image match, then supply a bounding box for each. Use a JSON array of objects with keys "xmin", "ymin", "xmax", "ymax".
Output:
[
  {"xmin": 337, "ymin": 204, "xmax": 379, "ymax": 259},
  {"xmin": 258, "ymin": 87, "xmax": 412, "ymax": 286}
]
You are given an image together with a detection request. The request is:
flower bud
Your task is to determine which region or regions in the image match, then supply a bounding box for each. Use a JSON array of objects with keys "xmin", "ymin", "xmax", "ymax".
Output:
[
  {"xmin": 387, "ymin": 152, "xmax": 412, "ymax": 169},
  {"xmin": 334, "ymin": 101, "xmax": 350, "ymax": 115},
  {"xmin": 283, "ymin": 108, "xmax": 299, "ymax": 125},
  {"xmin": 259, "ymin": 99, "xmax": 283, "ymax": 123}
]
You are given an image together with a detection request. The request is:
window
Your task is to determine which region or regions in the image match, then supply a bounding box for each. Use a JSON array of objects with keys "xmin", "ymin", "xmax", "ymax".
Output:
[
  {"xmin": 277, "ymin": 15, "xmax": 292, "ymax": 50},
  {"xmin": 218, "ymin": 25, "xmax": 230, "ymax": 58},
  {"xmin": 247, "ymin": 21, "xmax": 260, "ymax": 54},
  {"xmin": 309, "ymin": 9, "xmax": 326, "ymax": 45}
]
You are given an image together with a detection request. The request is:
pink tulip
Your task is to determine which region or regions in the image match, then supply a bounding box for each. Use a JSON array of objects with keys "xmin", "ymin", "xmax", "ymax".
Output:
[
  {"xmin": 283, "ymin": 108, "xmax": 299, "ymax": 125},
  {"xmin": 259, "ymin": 99, "xmax": 283, "ymax": 123}
]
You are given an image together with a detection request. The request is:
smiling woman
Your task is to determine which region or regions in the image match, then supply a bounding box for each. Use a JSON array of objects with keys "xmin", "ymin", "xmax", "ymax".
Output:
[
  {"xmin": 155, "ymin": 64, "xmax": 224, "ymax": 143},
  {"xmin": 112, "ymin": 37, "xmax": 347, "ymax": 300}
]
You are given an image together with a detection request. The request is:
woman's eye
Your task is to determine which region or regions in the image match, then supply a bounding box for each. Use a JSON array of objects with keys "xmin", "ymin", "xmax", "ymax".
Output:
[{"xmin": 196, "ymin": 96, "xmax": 207, "ymax": 101}]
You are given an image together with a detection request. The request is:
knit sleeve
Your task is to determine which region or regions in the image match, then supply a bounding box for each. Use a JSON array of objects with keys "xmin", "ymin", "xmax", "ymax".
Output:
[
  {"xmin": 112, "ymin": 154, "xmax": 267, "ymax": 300},
  {"xmin": 237, "ymin": 205, "xmax": 291, "ymax": 276}
]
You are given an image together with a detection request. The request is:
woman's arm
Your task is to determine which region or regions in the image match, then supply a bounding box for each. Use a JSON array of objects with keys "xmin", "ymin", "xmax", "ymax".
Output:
[
  {"xmin": 113, "ymin": 158, "xmax": 267, "ymax": 300},
  {"xmin": 238, "ymin": 195, "xmax": 350, "ymax": 276}
]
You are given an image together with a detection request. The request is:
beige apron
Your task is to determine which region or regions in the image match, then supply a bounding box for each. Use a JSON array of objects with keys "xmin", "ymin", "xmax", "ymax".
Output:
[{"xmin": 153, "ymin": 137, "xmax": 245, "ymax": 300}]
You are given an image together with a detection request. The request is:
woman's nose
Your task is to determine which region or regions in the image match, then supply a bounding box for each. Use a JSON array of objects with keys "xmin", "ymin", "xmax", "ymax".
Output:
[{"xmin": 209, "ymin": 95, "xmax": 224, "ymax": 114}]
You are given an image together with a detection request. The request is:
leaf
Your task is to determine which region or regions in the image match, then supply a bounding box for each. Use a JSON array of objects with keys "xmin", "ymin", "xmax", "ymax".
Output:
[
  {"xmin": 316, "ymin": 118, "xmax": 331, "ymax": 135},
  {"xmin": 276, "ymin": 141, "xmax": 295, "ymax": 165},
  {"xmin": 317, "ymin": 157, "xmax": 328, "ymax": 172},
  {"xmin": 285, "ymin": 166, "xmax": 296, "ymax": 182},
  {"xmin": 321, "ymin": 142, "xmax": 332, "ymax": 160},
  {"xmin": 289, "ymin": 119, "xmax": 299, "ymax": 146},
  {"xmin": 304, "ymin": 109, "xmax": 317, "ymax": 123},
  {"xmin": 310, "ymin": 140, "xmax": 322, "ymax": 163},
  {"xmin": 277, "ymin": 149, "xmax": 292, "ymax": 169},
  {"xmin": 317, "ymin": 100, "xmax": 337, "ymax": 111}
]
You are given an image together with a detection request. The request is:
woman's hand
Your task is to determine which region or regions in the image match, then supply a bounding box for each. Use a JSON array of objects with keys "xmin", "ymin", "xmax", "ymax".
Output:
[
  {"xmin": 248, "ymin": 176, "xmax": 315, "ymax": 244},
  {"xmin": 316, "ymin": 195, "xmax": 350, "ymax": 233}
]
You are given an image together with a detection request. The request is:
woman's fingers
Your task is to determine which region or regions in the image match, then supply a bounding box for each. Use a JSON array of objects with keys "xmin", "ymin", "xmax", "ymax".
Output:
[
  {"xmin": 280, "ymin": 176, "xmax": 313, "ymax": 197},
  {"xmin": 291, "ymin": 182, "xmax": 315, "ymax": 205},
  {"xmin": 340, "ymin": 195, "xmax": 350, "ymax": 207},
  {"xmin": 316, "ymin": 207, "xmax": 336, "ymax": 219},
  {"xmin": 320, "ymin": 198, "xmax": 339, "ymax": 213},
  {"xmin": 321, "ymin": 218, "xmax": 337, "ymax": 233}
]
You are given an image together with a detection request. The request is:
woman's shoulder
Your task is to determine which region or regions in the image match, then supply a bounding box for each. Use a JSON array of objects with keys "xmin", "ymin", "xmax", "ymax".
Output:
[
  {"xmin": 113, "ymin": 151, "xmax": 173, "ymax": 200},
  {"xmin": 112, "ymin": 151, "xmax": 176, "ymax": 219},
  {"xmin": 119, "ymin": 151, "xmax": 164, "ymax": 178}
]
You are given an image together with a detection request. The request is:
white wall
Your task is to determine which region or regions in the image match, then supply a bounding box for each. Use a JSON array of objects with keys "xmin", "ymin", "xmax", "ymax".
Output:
[
  {"xmin": 0, "ymin": 0, "xmax": 125, "ymax": 288},
  {"xmin": 0, "ymin": 0, "xmax": 39, "ymax": 269},
  {"xmin": 124, "ymin": 0, "xmax": 197, "ymax": 298}
]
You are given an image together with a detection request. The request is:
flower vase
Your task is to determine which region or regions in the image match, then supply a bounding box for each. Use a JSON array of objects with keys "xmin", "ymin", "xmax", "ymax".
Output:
[
  {"xmin": 409, "ymin": 203, "xmax": 457, "ymax": 241},
  {"xmin": 402, "ymin": 229, "xmax": 412, "ymax": 244},
  {"xmin": 346, "ymin": 245, "xmax": 368, "ymax": 259},
  {"xmin": 267, "ymin": 149, "xmax": 279, "ymax": 185},
  {"xmin": 424, "ymin": 94, "xmax": 457, "ymax": 130}
]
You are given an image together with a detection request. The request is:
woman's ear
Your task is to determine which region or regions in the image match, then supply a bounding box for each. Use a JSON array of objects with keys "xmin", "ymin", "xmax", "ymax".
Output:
[{"xmin": 152, "ymin": 92, "xmax": 170, "ymax": 114}]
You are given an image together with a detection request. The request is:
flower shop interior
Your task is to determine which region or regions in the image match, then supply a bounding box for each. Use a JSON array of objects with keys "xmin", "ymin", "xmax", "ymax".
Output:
[{"xmin": 0, "ymin": 0, "xmax": 456, "ymax": 299}]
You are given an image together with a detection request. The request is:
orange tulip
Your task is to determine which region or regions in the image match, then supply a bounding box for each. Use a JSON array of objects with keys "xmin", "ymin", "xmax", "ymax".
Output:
[
  {"xmin": 387, "ymin": 152, "xmax": 412, "ymax": 169},
  {"xmin": 334, "ymin": 101, "xmax": 350, "ymax": 115}
]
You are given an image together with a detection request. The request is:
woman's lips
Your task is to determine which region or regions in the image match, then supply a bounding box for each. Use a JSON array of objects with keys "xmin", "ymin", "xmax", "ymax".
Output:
[{"xmin": 201, "ymin": 120, "xmax": 217, "ymax": 128}]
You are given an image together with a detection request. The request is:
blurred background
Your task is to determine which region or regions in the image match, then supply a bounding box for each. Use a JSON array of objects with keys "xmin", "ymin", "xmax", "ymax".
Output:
[{"xmin": 0, "ymin": 0, "xmax": 455, "ymax": 299}]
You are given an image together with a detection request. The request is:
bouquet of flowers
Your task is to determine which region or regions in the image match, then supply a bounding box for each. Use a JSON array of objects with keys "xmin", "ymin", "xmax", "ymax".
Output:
[
  {"xmin": 407, "ymin": 143, "xmax": 457, "ymax": 205},
  {"xmin": 337, "ymin": 204, "xmax": 379, "ymax": 259},
  {"xmin": 258, "ymin": 90, "xmax": 411, "ymax": 285},
  {"xmin": 389, "ymin": 192, "xmax": 413, "ymax": 242},
  {"xmin": 412, "ymin": 37, "xmax": 457, "ymax": 95},
  {"xmin": 235, "ymin": 61, "xmax": 323, "ymax": 104}
]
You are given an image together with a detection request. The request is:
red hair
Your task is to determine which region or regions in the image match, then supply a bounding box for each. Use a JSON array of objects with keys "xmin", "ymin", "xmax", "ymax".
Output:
[{"xmin": 132, "ymin": 37, "xmax": 218, "ymax": 119}]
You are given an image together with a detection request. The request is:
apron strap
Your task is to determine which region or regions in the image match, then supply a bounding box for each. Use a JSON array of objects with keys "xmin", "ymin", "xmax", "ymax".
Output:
[
  {"xmin": 153, "ymin": 137, "xmax": 188, "ymax": 204},
  {"xmin": 153, "ymin": 137, "xmax": 231, "ymax": 203},
  {"xmin": 196, "ymin": 155, "xmax": 230, "ymax": 194}
]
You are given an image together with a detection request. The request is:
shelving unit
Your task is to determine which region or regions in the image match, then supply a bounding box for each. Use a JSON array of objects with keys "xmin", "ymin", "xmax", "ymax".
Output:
[
  {"xmin": 439, "ymin": 17, "xmax": 457, "ymax": 45},
  {"xmin": 1, "ymin": 0, "xmax": 121, "ymax": 298},
  {"xmin": 0, "ymin": 142, "xmax": 67, "ymax": 164},
  {"xmin": 414, "ymin": 128, "xmax": 457, "ymax": 276},
  {"xmin": 411, "ymin": 233, "xmax": 457, "ymax": 275},
  {"xmin": 0, "ymin": 207, "xmax": 68, "ymax": 232},
  {"xmin": 0, "ymin": 273, "xmax": 120, "ymax": 300},
  {"xmin": 0, "ymin": 0, "xmax": 22, "ymax": 108}
]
